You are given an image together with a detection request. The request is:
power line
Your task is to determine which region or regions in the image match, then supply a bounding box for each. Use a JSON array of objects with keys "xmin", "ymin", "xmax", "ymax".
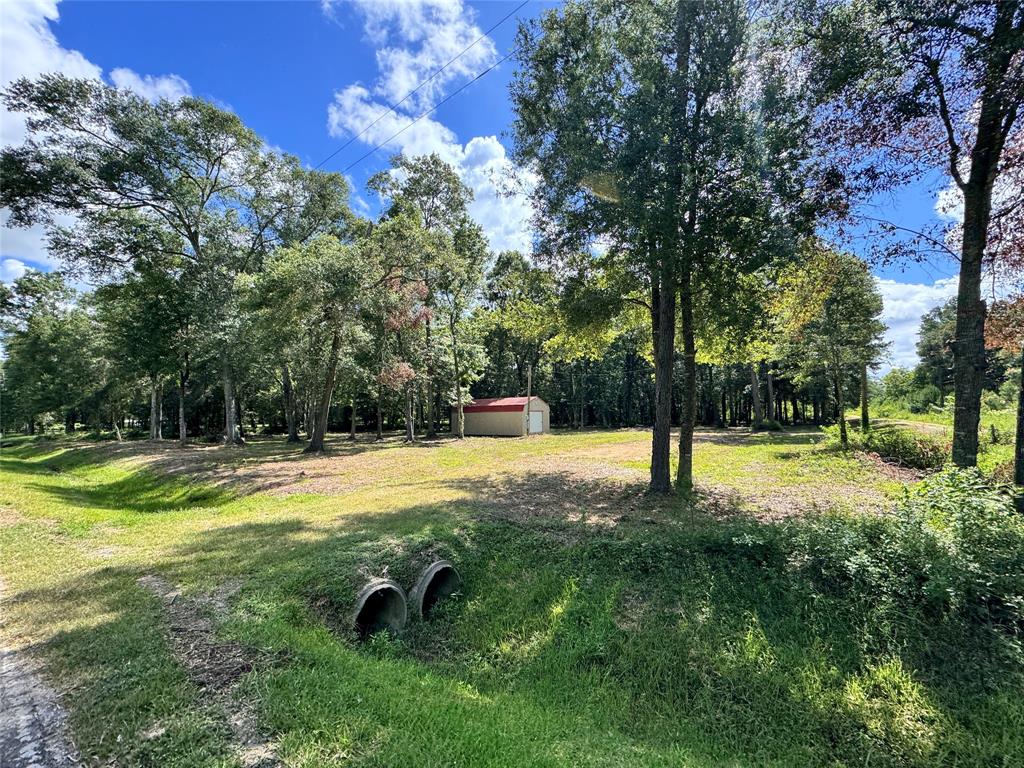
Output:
[
  {"xmin": 314, "ymin": 0, "xmax": 528, "ymax": 171},
  {"xmin": 342, "ymin": 47, "xmax": 518, "ymax": 174}
]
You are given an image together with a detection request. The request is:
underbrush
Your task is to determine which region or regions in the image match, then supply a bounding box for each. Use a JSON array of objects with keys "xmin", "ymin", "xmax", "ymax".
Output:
[
  {"xmin": 823, "ymin": 424, "xmax": 950, "ymax": 470},
  {"xmin": 788, "ymin": 469, "xmax": 1024, "ymax": 679}
]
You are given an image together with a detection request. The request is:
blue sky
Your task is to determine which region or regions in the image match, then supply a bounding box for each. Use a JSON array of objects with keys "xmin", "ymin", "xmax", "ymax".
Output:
[{"xmin": 0, "ymin": 0, "xmax": 963, "ymax": 370}]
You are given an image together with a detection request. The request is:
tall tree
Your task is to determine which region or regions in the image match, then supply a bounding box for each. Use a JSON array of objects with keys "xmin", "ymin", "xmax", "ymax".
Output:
[
  {"xmin": 512, "ymin": 0, "xmax": 822, "ymax": 494},
  {"xmin": 1, "ymin": 75, "xmax": 350, "ymax": 444},
  {"xmin": 369, "ymin": 153, "xmax": 473, "ymax": 438},
  {"xmin": 255, "ymin": 235, "xmax": 370, "ymax": 453},
  {"xmin": 476, "ymin": 251, "xmax": 558, "ymax": 397},
  {"xmin": 798, "ymin": 0, "xmax": 1024, "ymax": 466},
  {"xmin": 0, "ymin": 272, "xmax": 102, "ymax": 434},
  {"xmin": 94, "ymin": 263, "xmax": 183, "ymax": 441},
  {"xmin": 916, "ymin": 299, "xmax": 957, "ymax": 406},
  {"xmin": 778, "ymin": 250, "xmax": 888, "ymax": 449},
  {"xmin": 435, "ymin": 219, "xmax": 488, "ymax": 439}
]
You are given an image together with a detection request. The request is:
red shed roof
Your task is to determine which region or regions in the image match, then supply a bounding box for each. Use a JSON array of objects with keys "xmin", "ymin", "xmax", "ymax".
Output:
[{"xmin": 462, "ymin": 396, "xmax": 539, "ymax": 413}]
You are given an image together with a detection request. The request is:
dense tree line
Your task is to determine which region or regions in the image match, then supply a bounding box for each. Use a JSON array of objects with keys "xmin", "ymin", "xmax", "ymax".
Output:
[{"xmin": 1, "ymin": 0, "xmax": 1021, "ymax": 501}]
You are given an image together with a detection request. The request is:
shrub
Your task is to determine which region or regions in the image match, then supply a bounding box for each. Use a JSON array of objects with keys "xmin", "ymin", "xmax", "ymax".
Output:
[
  {"xmin": 790, "ymin": 469, "xmax": 1024, "ymax": 669},
  {"xmin": 822, "ymin": 424, "xmax": 949, "ymax": 470},
  {"xmin": 984, "ymin": 392, "xmax": 1010, "ymax": 412},
  {"xmin": 908, "ymin": 384, "xmax": 942, "ymax": 413},
  {"xmin": 752, "ymin": 418, "xmax": 782, "ymax": 432},
  {"xmin": 863, "ymin": 426, "xmax": 949, "ymax": 470}
]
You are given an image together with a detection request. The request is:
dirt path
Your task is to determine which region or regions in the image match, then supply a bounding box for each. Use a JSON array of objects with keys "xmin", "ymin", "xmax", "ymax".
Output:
[
  {"xmin": 137, "ymin": 575, "xmax": 279, "ymax": 768},
  {"xmin": 861, "ymin": 418, "xmax": 951, "ymax": 436},
  {"xmin": 0, "ymin": 583, "xmax": 79, "ymax": 768}
]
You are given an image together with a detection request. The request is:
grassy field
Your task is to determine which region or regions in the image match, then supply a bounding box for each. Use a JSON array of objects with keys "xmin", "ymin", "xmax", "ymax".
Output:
[{"xmin": 1, "ymin": 427, "xmax": 1021, "ymax": 767}]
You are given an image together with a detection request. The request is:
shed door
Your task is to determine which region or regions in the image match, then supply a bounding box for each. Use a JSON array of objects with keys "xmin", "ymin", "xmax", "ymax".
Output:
[{"xmin": 529, "ymin": 410, "xmax": 543, "ymax": 434}]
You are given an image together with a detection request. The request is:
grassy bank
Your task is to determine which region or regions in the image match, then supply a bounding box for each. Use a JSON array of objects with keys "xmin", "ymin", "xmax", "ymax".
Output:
[{"xmin": 1, "ymin": 429, "xmax": 1021, "ymax": 767}]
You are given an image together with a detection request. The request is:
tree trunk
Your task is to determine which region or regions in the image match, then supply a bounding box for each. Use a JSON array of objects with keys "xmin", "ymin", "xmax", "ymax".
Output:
[
  {"xmin": 952, "ymin": 179, "xmax": 991, "ymax": 466},
  {"xmin": 750, "ymin": 365, "xmax": 763, "ymax": 426},
  {"xmin": 308, "ymin": 330, "xmax": 341, "ymax": 453},
  {"xmin": 376, "ymin": 393, "xmax": 383, "ymax": 441},
  {"xmin": 1014, "ymin": 344, "xmax": 1023, "ymax": 514},
  {"xmin": 676, "ymin": 279, "xmax": 696, "ymax": 494},
  {"xmin": 568, "ymin": 370, "xmax": 577, "ymax": 429},
  {"xmin": 179, "ymin": 363, "xmax": 189, "ymax": 446},
  {"xmin": 426, "ymin": 323, "xmax": 436, "ymax": 438},
  {"xmin": 404, "ymin": 384, "xmax": 415, "ymax": 442},
  {"xmin": 282, "ymin": 363, "xmax": 301, "ymax": 443},
  {"xmin": 834, "ymin": 369, "xmax": 848, "ymax": 449},
  {"xmin": 223, "ymin": 357, "xmax": 242, "ymax": 445},
  {"xmin": 951, "ymin": 27, "xmax": 1017, "ymax": 466},
  {"xmin": 650, "ymin": 276, "xmax": 676, "ymax": 494},
  {"xmin": 860, "ymin": 363, "xmax": 869, "ymax": 432},
  {"xmin": 765, "ymin": 368, "xmax": 775, "ymax": 423},
  {"xmin": 651, "ymin": 0, "xmax": 690, "ymax": 494},
  {"xmin": 454, "ymin": 376, "xmax": 464, "ymax": 439},
  {"xmin": 149, "ymin": 376, "xmax": 161, "ymax": 440},
  {"xmin": 579, "ymin": 361, "xmax": 586, "ymax": 431},
  {"xmin": 236, "ymin": 394, "xmax": 246, "ymax": 440},
  {"xmin": 451, "ymin": 316, "xmax": 465, "ymax": 439},
  {"xmin": 64, "ymin": 408, "xmax": 76, "ymax": 435}
]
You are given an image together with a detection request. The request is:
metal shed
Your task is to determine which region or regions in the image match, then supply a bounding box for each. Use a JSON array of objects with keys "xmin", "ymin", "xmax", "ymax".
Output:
[{"xmin": 452, "ymin": 396, "xmax": 550, "ymax": 437}]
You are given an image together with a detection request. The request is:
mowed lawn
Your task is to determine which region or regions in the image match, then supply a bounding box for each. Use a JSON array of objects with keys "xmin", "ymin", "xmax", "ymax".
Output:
[{"xmin": 1, "ymin": 428, "xmax": 1020, "ymax": 767}]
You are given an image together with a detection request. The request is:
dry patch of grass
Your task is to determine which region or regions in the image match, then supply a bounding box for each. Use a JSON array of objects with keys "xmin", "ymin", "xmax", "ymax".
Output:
[{"xmin": 137, "ymin": 575, "xmax": 279, "ymax": 768}]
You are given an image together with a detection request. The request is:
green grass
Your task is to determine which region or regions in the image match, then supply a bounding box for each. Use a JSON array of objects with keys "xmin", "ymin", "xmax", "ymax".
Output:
[{"xmin": 1, "ymin": 429, "xmax": 1022, "ymax": 767}]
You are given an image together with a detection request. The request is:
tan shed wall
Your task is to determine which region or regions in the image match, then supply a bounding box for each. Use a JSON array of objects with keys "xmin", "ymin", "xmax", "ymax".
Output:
[
  {"xmin": 458, "ymin": 409, "xmax": 526, "ymax": 436},
  {"xmin": 452, "ymin": 398, "xmax": 551, "ymax": 436}
]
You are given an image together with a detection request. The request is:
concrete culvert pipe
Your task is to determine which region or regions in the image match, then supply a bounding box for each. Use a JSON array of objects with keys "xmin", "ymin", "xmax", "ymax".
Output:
[
  {"xmin": 352, "ymin": 579, "xmax": 408, "ymax": 637},
  {"xmin": 410, "ymin": 560, "xmax": 462, "ymax": 619}
]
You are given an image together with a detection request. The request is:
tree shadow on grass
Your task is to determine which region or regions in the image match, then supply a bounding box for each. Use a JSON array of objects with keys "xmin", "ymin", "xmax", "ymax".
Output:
[
  {"xmin": 4, "ymin": 433, "xmax": 487, "ymax": 513},
  {"xmin": 21, "ymin": 468, "xmax": 237, "ymax": 514}
]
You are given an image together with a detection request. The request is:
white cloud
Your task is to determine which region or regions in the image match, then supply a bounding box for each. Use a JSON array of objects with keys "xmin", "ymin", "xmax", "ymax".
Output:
[
  {"xmin": 328, "ymin": 88, "xmax": 533, "ymax": 251},
  {"xmin": 1, "ymin": 1, "xmax": 192, "ymax": 271},
  {"xmin": 346, "ymin": 0, "xmax": 496, "ymax": 111},
  {"xmin": 1, "ymin": 257, "xmax": 28, "ymax": 284},
  {"xmin": 325, "ymin": 0, "xmax": 533, "ymax": 254},
  {"xmin": 0, "ymin": 209, "xmax": 71, "ymax": 270},
  {"xmin": 0, "ymin": 0, "xmax": 101, "ymax": 146},
  {"xmin": 875, "ymin": 275, "xmax": 959, "ymax": 372},
  {"xmin": 109, "ymin": 67, "xmax": 191, "ymax": 102},
  {"xmin": 328, "ymin": 84, "xmax": 462, "ymax": 164},
  {"xmin": 935, "ymin": 181, "xmax": 962, "ymax": 223},
  {"xmin": 460, "ymin": 136, "xmax": 534, "ymax": 254}
]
